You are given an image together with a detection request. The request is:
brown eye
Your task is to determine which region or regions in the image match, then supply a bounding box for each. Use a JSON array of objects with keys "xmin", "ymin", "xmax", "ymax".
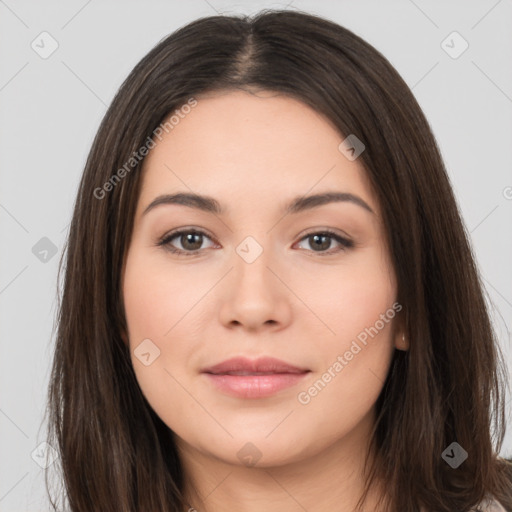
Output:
[
  {"xmin": 178, "ymin": 232, "xmax": 204, "ymax": 251},
  {"xmin": 157, "ymin": 228, "xmax": 353, "ymax": 257},
  {"xmin": 157, "ymin": 229, "xmax": 215, "ymax": 256},
  {"xmin": 295, "ymin": 230, "xmax": 354, "ymax": 255}
]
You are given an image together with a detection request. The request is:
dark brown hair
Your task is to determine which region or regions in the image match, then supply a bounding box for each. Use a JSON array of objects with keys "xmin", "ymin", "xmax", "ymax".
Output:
[{"xmin": 45, "ymin": 9, "xmax": 512, "ymax": 512}]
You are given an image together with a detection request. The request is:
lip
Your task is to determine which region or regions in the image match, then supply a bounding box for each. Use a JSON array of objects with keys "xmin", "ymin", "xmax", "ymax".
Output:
[
  {"xmin": 202, "ymin": 356, "xmax": 309, "ymax": 375},
  {"xmin": 201, "ymin": 356, "xmax": 311, "ymax": 399}
]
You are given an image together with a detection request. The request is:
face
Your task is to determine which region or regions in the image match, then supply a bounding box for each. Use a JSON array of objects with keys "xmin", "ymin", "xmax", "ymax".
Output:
[{"xmin": 121, "ymin": 89, "xmax": 406, "ymax": 468}]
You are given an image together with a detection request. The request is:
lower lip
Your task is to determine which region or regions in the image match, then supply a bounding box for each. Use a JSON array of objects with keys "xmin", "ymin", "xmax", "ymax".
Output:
[{"xmin": 203, "ymin": 372, "xmax": 309, "ymax": 398}]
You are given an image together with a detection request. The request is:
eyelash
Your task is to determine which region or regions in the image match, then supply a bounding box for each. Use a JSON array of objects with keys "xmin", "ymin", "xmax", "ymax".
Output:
[{"xmin": 156, "ymin": 228, "xmax": 354, "ymax": 257}]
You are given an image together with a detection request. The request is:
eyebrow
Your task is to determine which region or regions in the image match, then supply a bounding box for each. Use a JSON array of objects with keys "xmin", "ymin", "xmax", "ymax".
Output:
[{"xmin": 142, "ymin": 191, "xmax": 375, "ymax": 217}]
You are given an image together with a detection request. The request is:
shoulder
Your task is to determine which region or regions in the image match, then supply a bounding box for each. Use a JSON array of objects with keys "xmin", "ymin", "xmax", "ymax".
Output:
[
  {"xmin": 471, "ymin": 496, "xmax": 508, "ymax": 512},
  {"xmin": 420, "ymin": 497, "xmax": 508, "ymax": 512}
]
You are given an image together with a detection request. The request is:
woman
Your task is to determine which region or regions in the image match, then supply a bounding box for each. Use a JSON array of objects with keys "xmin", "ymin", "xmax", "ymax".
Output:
[{"xmin": 45, "ymin": 9, "xmax": 512, "ymax": 512}]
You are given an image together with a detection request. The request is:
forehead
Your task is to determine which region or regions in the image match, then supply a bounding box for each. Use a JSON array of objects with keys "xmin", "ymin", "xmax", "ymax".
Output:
[{"xmin": 137, "ymin": 90, "xmax": 379, "ymax": 217}]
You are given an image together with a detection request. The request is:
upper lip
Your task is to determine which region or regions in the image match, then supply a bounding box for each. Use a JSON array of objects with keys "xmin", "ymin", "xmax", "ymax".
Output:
[{"xmin": 201, "ymin": 356, "xmax": 310, "ymax": 375}]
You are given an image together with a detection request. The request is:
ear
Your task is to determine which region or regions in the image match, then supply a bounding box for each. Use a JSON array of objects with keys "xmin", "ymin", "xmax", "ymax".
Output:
[
  {"xmin": 395, "ymin": 331, "xmax": 409, "ymax": 351},
  {"xmin": 394, "ymin": 307, "xmax": 409, "ymax": 351},
  {"xmin": 120, "ymin": 326, "xmax": 129, "ymax": 347}
]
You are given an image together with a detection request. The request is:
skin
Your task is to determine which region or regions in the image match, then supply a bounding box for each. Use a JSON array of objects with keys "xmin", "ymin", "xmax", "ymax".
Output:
[{"xmin": 121, "ymin": 89, "xmax": 408, "ymax": 512}]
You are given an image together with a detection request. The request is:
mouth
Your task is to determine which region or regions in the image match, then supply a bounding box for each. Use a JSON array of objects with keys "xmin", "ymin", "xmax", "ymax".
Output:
[
  {"xmin": 202, "ymin": 356, "xmax": 309, "ymax": 375},
  {"xmin": 212, "ymin": 371, "xmax": 301, "ymax": 376},
  {"xmin": 201, "ymin": 356, "xmax": 311, "ymax": 398}
]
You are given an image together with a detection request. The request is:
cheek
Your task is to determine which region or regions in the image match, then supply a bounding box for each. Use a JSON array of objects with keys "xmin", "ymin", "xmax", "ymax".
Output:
[
  {"xmin": 122, "ymin": 248, "xmax": 208, "ymax": 425},
  {"xmin": 122, "ymin": 248, "xmax": 196, "ymax": 369},
  {"xmin": 302, "ymin": 245, "xmax": 396, "ymax": 349},
  {"xmin": 123, "ymin": 248, "xmax": 206, "ymax": 342},
  {"xmin": 295, "ymin": 247, "xmax": 397, "ymax": 408}
]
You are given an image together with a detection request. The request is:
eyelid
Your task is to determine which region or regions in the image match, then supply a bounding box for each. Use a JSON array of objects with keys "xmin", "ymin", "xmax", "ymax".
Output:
[{"xmin": 297, "ymin": 227, "xmax": 352, "ymax": 243}]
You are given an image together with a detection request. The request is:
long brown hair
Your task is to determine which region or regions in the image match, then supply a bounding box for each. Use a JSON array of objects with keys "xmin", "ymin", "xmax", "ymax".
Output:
[{"xmin": 45, "ymin": 9, "xmax": 512, "ymax": 512}]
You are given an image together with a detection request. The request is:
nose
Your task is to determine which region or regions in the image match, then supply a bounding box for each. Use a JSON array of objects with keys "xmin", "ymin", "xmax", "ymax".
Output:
[{"xmin": 218, "ymin": 243, "xmax": 292, "ymax": 333}]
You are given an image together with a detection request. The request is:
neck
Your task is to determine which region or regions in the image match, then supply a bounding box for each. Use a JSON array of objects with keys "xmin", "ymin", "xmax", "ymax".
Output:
[{"xmin": 177, "ymin": 408, "xmax": 387, "ymax": 512}]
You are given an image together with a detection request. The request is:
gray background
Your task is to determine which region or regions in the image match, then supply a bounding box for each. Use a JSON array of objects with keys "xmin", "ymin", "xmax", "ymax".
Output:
[{"xmin": 1, "ymin": 0, "xmax": 511, "ymax": 510}]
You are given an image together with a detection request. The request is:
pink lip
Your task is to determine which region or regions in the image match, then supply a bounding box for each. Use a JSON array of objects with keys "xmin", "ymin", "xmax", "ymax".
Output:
[{"xmin": 201, "ymin": 356, "xmax": 310, "ymax": 399}]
